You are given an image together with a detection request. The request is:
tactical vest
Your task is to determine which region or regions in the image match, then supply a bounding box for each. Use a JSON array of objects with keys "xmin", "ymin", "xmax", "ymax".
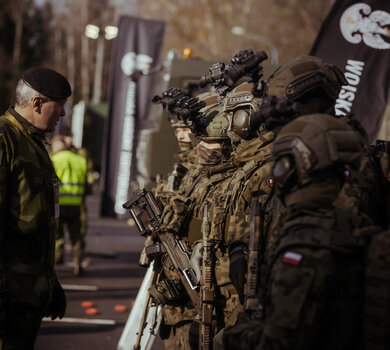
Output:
[
  {"xmin": 262, "ymin": 209, "xmax": 368, "ymax": 349},
  {"xmin": 210, "ymin": 141, "xmax": 274, "ymax": 246}
]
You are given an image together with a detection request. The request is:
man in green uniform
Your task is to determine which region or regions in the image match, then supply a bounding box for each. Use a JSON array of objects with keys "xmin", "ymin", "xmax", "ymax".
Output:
[{"xmin": 0, "ymin": 67, "xmax": 70, "ymax": 349}]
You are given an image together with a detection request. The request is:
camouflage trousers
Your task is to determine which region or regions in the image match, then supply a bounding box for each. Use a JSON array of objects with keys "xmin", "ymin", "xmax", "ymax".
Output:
[
  {"xmin": 2, "ymin": 304, "xmax": 43, "ymax": 350},
  {"xmin": 163, "ymin": 322, "xmax": 193, "ymax": 350},
  {"xmin": 161, "ymin": 303, "xmax": 196, "ymax": 350}
]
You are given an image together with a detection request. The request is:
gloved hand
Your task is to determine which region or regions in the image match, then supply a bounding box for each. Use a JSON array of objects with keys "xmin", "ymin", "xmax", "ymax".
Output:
[
  {"xmin": 48, "ymin": 278, "xmax": 66, "ymax": 320},
  {"xmin": 0, "ymin": 288, "xmax": 7, "ymax": 336},
  {"xmin": 189, "ymin": 242, "xmax": 203, "ymax": 284},
  {"xmin": 160, "ymin": 194, "xmax": 192, "ymax": 234},
  {"xmin": 221, "ymin": 315, "xmax": 264, "ymax": 350},
  {"xmin": 229, "ymin": 243, "xmax": 248, "ymax": 305},
  {"xmin": 188, "ymin": 321, "xmax": 199, "ymax": 350}
]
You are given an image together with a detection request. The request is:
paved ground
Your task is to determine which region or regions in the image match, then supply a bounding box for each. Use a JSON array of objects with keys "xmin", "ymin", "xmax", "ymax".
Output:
[{"xmin": 35, "ymin": 191, "xmax": 164, "ymax": 350}]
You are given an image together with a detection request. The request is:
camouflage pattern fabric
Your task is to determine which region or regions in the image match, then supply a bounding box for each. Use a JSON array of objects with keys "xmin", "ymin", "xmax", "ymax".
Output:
[
  {"xmin": 3, "ymin": 304, "xmax": 44, "ymax": 349},
  {"xmin": 220, "ymin": 115, "xmax": 383, "ymax": 349},
  {"xmin": 163, "ymin": 321, "xmax": 193, "ymax": 350},
  {"xmin": 0, "ymin": 108, "xmax": 58, "ymax": 345},
  {"xmin": 157, "ymin": 161, "xmax": 237, "ymax": 348},
  {"xmin": 224, "ymin": 131, "xmax": 275, "ymax": 246},
  {"xmin": 363, "ymin": 229, "xmax": 390, "ymax": 350},
  {"xmin": 174, "ymin": 148, "xmax": 198, "ymax": 170},
  {"xmin": 223, "ymin": 210, "xmax": 367, "ymax": 350}
]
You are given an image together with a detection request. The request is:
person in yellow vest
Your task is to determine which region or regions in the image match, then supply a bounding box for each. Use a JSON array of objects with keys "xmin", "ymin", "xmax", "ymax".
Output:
[
  {"xmin": 63, "ymin": 133, "xmax": 95, "ymax": 268},
  {"xmin": 51, "ymin": 136, "xmax": 87, "ymax": 275}
]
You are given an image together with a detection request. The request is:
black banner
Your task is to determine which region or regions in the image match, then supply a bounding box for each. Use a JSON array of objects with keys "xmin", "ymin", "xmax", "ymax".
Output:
[
  {"xmin": 310, "ymin": 0, "xmax": 390, "ymax": 143},
  {"xmin": 101, "ymin": 16, "xmax": 165, "ymax": 217}
]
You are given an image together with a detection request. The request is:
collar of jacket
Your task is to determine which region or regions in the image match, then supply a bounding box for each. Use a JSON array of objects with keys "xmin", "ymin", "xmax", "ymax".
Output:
[
  {"xmin": 232, "ymin": 130, "xmax": 274, "ymax": 165},
  {"xmin": 7, "ymin": 106, "xmax": 48, "ymax": 145}
]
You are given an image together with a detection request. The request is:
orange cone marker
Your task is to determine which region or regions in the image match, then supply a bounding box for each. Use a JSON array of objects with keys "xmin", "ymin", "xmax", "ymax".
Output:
[
  {"xmin": 81, "ymin": 301, "xmax": 94, "ymax": 308},
  {"xmin": 85, "ymin": 307, "xmax": 99, "ymax": 315},
  {"xmin": 114, "ymin": 304, "xmax": 128, "ymax": 312}
]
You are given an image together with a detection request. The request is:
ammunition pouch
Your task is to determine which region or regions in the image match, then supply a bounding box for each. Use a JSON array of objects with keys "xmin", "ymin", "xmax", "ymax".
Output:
[
  {"xmin": 167, "ymin": 163, "xmax": 188, "ymax": 191},
  {"xmin": 149, "ymin": 279, "xmax": 187, "ymax": 305}
]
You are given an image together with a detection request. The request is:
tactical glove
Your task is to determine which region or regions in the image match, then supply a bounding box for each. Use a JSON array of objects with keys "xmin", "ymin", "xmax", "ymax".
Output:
[
  {"xmin": 48, "ymin": 278, "xmax": 66, "ymax": 320},
  {"xmin": 160, "ymin": 194, "xmax": 192, "ymax": 234},
  {"xmin": 0, "ymin": 288, "xmax": 7, "ymax": 336},
  {"xmin": 222, "ymin": 317, "xmax": 264, "ymax": 350},
  {"xmin": 229, "ymin": 243, "xmax": 248, "ymax": 305},
  {"xmin": 188, "ymin": 321, "xmax": 199, "ymax": 350}
]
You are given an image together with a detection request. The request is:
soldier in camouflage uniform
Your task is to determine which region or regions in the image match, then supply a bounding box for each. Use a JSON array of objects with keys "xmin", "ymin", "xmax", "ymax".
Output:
[
  {"xmin": 0, "ymin": 67, "xmax": 69, "ymax": 349},
  {"xmin": 153, "ymin": 88, "xmax": 200, "ymax": 196},
  {"xmin": 156, "ymin": 92, "xmax": 237, "ymax": 350},
  {"xmin": 218, "ymin": 56, "xmax": 383, "ymax": 350},
  {"xmin": 159, "ymin": 79, "xmax": 276, "ymax": 348}
]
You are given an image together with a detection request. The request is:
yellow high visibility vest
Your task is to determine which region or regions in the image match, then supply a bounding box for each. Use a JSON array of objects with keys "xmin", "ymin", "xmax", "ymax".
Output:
[{"xmin": 51, "ymin": 150, "xmax": 87, "ymax": 206}]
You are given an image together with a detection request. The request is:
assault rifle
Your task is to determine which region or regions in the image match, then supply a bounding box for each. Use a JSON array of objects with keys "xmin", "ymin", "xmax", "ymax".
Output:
[
  {"xmin": 250, "ymin": 95, "xmax": 302, "ymax": 133},
  {"xmin": 123, "ymin": 189, "xmax": 201, "ymax": 312},
  {"xmin": 200, "ymin": 203, "xmax": 214, "ymax": 350}
]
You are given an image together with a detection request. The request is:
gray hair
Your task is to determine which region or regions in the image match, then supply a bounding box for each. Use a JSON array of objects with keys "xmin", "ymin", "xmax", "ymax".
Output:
[{"xmin": 15, "ymin": 79, "xmax": 47, "ymax": 108}]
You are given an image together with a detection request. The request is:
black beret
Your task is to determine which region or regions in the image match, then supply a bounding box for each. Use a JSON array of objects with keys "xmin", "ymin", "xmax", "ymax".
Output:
[{"xmin": 22, "ymin": 66, "xmax": 72, "ymax": 99}]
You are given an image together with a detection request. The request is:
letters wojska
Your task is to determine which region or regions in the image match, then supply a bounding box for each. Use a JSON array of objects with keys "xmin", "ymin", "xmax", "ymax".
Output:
[{"xmin": 335, "ymin": 59, "xmax": 365, "ymax": 116}]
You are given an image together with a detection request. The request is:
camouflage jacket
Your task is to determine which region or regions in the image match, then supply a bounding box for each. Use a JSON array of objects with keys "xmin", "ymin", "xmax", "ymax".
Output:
[
  {"xmin": 159, "ymin": 160, "xmax": 238, "ymax": 325},
  {"xmin": 210, "ymin": 130, "xmax": 275, "ymax": 247},
  {"xmin": 0, "ymin": 107, "xmax": 58, "ymax": 310},
  {"xmin": 222, "ymin": 208, "xmax": 370, "ymax": 350},
  {"xmin": 221, "ymin": 118, "xmax": 383, "ymax": 350}
]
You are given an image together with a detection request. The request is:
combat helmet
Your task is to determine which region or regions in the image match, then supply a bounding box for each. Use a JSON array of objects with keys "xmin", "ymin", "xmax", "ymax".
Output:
[
  {"xmin": 272, "ymin": 113, "xmax": 363, "ymax": 194},
  {"xmin": 222, "ymin": 82, "xmax": 263, "ymax": 141},
  {"xmin": 266, "ymin": 55, "xmax": 347, "ymax": 115},
  {"xmin": 190, "ymin": 91, "xmax": 230, "ymax": 142}
]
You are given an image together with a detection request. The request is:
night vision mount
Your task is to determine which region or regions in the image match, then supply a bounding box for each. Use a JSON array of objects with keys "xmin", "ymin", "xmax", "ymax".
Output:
[{"xmin": 198, "ymin": 49, "xmax": 268, "ymax": 97}]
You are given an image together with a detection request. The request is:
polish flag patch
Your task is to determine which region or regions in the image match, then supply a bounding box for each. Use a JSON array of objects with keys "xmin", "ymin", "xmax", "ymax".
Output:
[{"xmin": 282, "ymin": 251, "xmax": 303, "ymax": 266}]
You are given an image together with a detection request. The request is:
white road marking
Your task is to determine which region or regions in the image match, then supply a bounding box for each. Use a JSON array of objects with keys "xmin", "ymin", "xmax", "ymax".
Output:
[
  {"xmin": 62, "ymin": 284, "xmax": 99, "ymax": 291},
  {"xmin": 42, "ymin": 317, "xmax": 116, "ymax": 325}
]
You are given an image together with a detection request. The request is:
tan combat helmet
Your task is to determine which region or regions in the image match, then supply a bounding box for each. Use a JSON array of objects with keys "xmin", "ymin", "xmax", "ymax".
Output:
[{"xmin": 266, "ymin": 55, "xmax": 347, "ymax": 115}]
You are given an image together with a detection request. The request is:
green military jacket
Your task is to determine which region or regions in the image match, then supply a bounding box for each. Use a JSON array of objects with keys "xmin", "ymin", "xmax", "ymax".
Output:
[
  {"xmin": 0, "ymin": 107, "xmax": 58, "ymax": 310},
  {"xmin": 211, "ymin": 130, "xmax": 275, "ymax": 247}
]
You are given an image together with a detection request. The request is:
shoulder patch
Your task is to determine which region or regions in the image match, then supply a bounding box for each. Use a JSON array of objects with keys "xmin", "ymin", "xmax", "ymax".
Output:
[{"xmin": 282, "ymin": 251, "xmax": 303, "ymax": 266}]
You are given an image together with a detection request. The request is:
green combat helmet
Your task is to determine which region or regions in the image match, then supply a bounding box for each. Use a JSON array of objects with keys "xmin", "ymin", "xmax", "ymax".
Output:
[
  {"xmin": 272, "ymin": 113, "xmax": 363, "ymax": 199},
  {"xmin": 266, "ymin": 55, "xmax": 347, "ymax": 115},
  {"xmin": 190, "ymin": 92, "xmax": 230, "ymax": 142},
  {"xmin": 223, "ymin": 82, "xmax": 263, "ymax": 141}
]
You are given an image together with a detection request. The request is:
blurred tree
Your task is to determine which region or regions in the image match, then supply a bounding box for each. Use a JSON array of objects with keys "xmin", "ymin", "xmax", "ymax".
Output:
[
  {"xmin": 0, "ymin": 0, "xmax": 336, "ymax": 112},
  {"xmin": 136, "ymin": 0, "xmax": 335, "ymax": 63},
  {"xmin": 0, "ymin": 0, "xmax": 53, "ymax": 112}
]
